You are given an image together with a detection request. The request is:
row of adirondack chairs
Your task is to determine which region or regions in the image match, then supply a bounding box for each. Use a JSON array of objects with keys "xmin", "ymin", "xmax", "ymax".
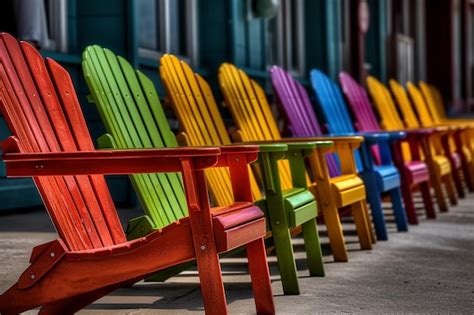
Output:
[{"xmin": 1, "ymin": 32, "xmax": 473, "ymax": 313}]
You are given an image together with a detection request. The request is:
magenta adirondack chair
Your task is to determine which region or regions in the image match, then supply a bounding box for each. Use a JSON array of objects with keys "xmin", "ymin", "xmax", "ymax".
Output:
[{"xmin": 338, "ymin": 72, "xmax": 435, "ymax": 224}]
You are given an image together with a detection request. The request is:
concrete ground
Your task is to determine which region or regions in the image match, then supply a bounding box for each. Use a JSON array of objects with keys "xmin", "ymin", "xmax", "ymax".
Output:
[{"xmin": 0, "ymin": 192, "xmax": 473, "ymax": 314}]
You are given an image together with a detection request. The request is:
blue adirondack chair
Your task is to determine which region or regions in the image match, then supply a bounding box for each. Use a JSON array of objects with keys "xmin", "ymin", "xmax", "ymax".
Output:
[{"xmin": 309, "ymin": 69, "xmax": 408, "ymax": 240}]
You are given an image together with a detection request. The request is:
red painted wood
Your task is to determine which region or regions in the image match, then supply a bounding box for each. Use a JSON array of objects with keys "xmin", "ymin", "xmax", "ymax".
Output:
[
  {"xmin": 0, "ymin": 222, "xmax": 196, "ymax": 313},
  {"xmin": 215, "ymin": 217, "xmax": 266, "ymax": 252},
  {"xmin": 246, "ymin": 238, "xmax": 276, "ymax": 314},
  {"xmin": 0, "ymin": 33, "xmax": 273, "ymax": 314},
  {"xmin": 184, "ymin": 166, "xmax": 228, "ymax": 315}
]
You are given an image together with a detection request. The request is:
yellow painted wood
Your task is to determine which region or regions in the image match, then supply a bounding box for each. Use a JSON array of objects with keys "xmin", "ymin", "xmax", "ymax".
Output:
[
  {"xmin": 367, "ymin": 76, "xmax": 456, "ymax": 211},
  {"xmin": 219, "ymin": 63, "xmax": 375, "ymax": 261},
  {"xmin": 159, "ymin": 55, "xmax": 261, "ymax": 205}
]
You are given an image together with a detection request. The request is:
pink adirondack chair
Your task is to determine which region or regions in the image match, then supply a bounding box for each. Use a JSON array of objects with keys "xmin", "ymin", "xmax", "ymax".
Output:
[{"xmin": 339, "ymin": 72, "xmax": 434, "ymax": 224}]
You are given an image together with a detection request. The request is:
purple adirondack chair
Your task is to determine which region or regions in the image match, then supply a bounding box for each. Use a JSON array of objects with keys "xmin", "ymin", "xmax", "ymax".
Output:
[
  {"xmin": 270, "ymin": 66, "xmax": 340, "ymax": 177},
  {"xmin": 338, "ymin": 72, "xmax": 434, "ymax": 224}
]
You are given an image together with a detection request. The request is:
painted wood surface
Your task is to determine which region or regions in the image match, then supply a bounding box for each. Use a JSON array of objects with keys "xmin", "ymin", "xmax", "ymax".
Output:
[
  {"xmin": 161, "ymin": 54, "xmax": 324, "ymax": 295},
  {"xmin": 306, "ymin": 69, "xmax": 408, "ymax": 240},
  {"xmin": 0, "ymin": 33, "xmax": 273, "ymax": 315}
]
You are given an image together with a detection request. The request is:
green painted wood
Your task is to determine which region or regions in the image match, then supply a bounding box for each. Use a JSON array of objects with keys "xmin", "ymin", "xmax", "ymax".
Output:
[
  {"xmin": 285, "ymin": 144, "xmax": 324, "ymax": 277},
  {"xmin": 82, "ymin": 45, "xmax": 188, "ymax": 232},
  {"xmin": 258, "ymin": 150, "xmax": 300, "ymax": 294}
]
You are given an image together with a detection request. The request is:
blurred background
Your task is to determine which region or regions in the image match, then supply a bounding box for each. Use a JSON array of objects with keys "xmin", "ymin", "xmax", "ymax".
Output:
[{"xmin": 0, "ymin": 0, "xmax": 473, "ymax": 211}]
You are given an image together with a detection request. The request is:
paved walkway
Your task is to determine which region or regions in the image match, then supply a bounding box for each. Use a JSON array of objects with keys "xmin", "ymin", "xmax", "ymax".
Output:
[{"xmin": 0, "ymin": 192, "xmax": 473, "ymax": 314}]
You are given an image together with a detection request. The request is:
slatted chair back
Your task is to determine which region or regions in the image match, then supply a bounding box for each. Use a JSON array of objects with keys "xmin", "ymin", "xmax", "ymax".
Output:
[
  {"xmin": 270, "ymin": 65, "xmax": 339, "ymax": 176},
  {"xmin": 339, "ymin": 72, "xmax": 380, "ymax": 132},
  {"xmin": 0, "ymin": 33, "xmax": 126, "ymax": 251},
  {"xmin": 159, "ymin": 55, "xmax": 262, "ymax": 204},
  {"xmin": 429, "ymin": 85, "xmax": 448, "ymax": 120},
  {"xmin": 82, "ymin": 46, "xmax": 187, "ymax": 228},
  {"xmin": 406, "ymin": 82, "xmax": 436, "ymax": 128},
  {"xmin": 309, "ymin": 69, "xmax": 363, "ymax": 171},
  {"xmin": 389, "ymin": 80, "xmax": 422, "ymax": 128},
  {"xmin": 419, "ymin": 81, "xmax": 444, "ymax": 124},
  {"xmin": 218, "ymin": 63, "xmax": 294, "ymax": 190},
  {"xmin": 366, "ymin": 76, "xmax": 405, "ymax": 130},
  {"xmin": 338, "ymin": 72, "xmax": 386, "ymax": 164},
  {"xmin": 366, "ymin": 76, "xmax": 413, "ymax": 161}
]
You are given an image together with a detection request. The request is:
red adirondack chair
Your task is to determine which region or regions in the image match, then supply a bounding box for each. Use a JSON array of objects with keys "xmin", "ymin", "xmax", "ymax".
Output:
[
  {"xmin": 0, "ymin": 33, "xmax": 274, "ymax": 314},
  {"xmin": 338, "ymin": 72, "xmax": 434, "ymax": 224}
]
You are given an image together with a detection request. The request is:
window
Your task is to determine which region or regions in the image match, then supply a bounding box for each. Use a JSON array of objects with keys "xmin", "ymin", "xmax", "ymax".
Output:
[
  {"xmin": 13, "ymin": 0, "xmax": 68, "ymax": 52},
  {"xmin": 266, "ymin": 0, "xmax": 305, "ymax": 75},
  {"xmin": 45, "ymin": 0, "xmax": 68, "ymax": 52},
  {"xmin": 138, "ymin": 0, "xmax": 199, "ymax": 66}
]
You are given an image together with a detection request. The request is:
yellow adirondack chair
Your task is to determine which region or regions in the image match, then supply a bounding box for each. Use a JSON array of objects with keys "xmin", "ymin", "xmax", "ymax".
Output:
[
  {"xmin": 366, "ymin": 76, "xmax": 457, "ymax": 212},
  {"xmin": 159, "ymin": 54, "xmax": 333, "ymax": 295},
  {"xmin": 418, "ymin": 82, "xmax": 474, "ymax": 191},
  {"xmin": 218, "ymin": 63, "xmax": 375, "ymax": 262},
  {"xmin": 406, "ymin": 81, "xmax": 471, "ymax": 197}
]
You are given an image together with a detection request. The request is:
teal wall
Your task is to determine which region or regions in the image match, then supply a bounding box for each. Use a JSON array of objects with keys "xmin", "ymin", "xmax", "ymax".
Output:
[
  {"xmin": 1, "ymin": 0, "xmax": 389, "ymax": 212},
  {"xmin": 366, "ymin": 0, "xmax": 389, "ymax": 83}
]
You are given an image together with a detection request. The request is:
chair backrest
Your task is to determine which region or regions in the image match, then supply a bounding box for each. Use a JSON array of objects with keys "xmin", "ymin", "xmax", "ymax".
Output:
[
  {"xmin": 309, "ymin": 69, "xmax": 363, "ymax": 171},
  {"xmin": 406, "ymin": 81, "xmax": 435, "ymax": 128},
  {"xmin": 366, "ymin": 76, "xmax": 405, "ymax": 130},
  {"xmin": 217, "ymin": 63, "xmax": 293, "ymax": 190},
  {"xmin": 419, "ymin": 81, "xmax": 444, "ymax": 124},
  {"xmin": 339, "ymin": 72, "xmax": 386, "ymax": 165},
  {"xmin": 0, "ymin": 33, "xmax": 126, "ymax": 251},
  {"xmin": 389, "ymin": 80, "xmax": 421, "ymax": 128},
  {"xmin": 429, "ymin": 84, "xmax": 448, "ymax": 119},
  {"xmin": 309, "ymin": 70, "xmax": 356, "ymax": 134},
  {"xmin": 159, "ymin": 55, "xmax": 261, "ymax": 204},
  {"xmin": 82, "ymin": 45, "xmax": 187, "ymax": 229},
  {"xmin": 339, "ymin": 72, "xmax": 380, "ymax": 132},
  {"xmin": 269, "ymin": 65, "xmax": 339, "ymax": 176}
]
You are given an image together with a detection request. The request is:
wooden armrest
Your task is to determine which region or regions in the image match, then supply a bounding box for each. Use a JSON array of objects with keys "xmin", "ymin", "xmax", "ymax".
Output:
[
  {"xmin": 2, "ymin": 137, "xmax": 221, "ymax": 177},
  {"xmin": 282, "ymin": 136, "xmax": 363, "ymax": 145}
]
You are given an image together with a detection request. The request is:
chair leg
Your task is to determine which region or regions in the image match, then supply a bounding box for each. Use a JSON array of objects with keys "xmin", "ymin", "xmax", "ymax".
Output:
[
  {"xmin": 194, "ymin": 246, "xmax": 228, "ymax": 314},
  {"xmin": 400, "ymin": 177, "xmax": 419, "ymax": 225},
  {"xmin": 246, "ymin": 239, "xmax": 275, "ymax": 315},
  {"xmin": 301, "ymin": 219, "xmax": 325, "ymax": 276},
  {"xmin": 431, "ymin": 169, "xmax": 449, "ymax": 212},
  {"xmin": 320, "ymin": 203, "xmax": 349, "ymax": 262},
  {"xmin": 389, "ymin": 188, "xmax": 408, "ymax": 232},
  {"xmin": 451, "ymin": 164, "xmax": 465, "ymax": 198},
  {"xmin": 443, "ymin": 173, "xmax": 458, "ymax": 206},
  {"xmin": 366, "ymin": 189, "xmax": 388, "ymax": 241},
  {"xmin": 467, "ymin": 160, "xmax": 474, "ymax": 192},
  {"xmin": 350, "ymin": 201, "xmax": 373, "ymax": 249},
  {"xmin": 419, "ymin": 182, "xmax": 436, "ymax": 219},
  {"xmin": 362, "ymin": 201, "xmax": 377, "ymax": 244},
  {"xmin": 268, "ymin": 220, "xmax": 300, "ymax": 295}
]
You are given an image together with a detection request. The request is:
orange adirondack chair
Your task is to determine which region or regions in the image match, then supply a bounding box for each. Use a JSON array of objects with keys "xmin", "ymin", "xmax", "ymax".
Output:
[
  {"xmin": 405, "ymin": 81, "xmax": 469, "ymax": 198},
  {"xmin": 0, "ymin": 33, "xmax": 274, "ymax": 314},
  {"xmin": 418, "ymin": 81, "xmax": 474, "ymax": 191},
  {"xmin": 366, "ymin": 76, "xmax": 457, "ymax": 212},
  {"xmin": 159, "ymin": 54, "xmax": 332, "ymax": 295}
]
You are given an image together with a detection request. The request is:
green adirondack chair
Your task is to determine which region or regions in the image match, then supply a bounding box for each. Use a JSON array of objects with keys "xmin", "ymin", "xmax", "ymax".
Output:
[
  {"xmin": 82, "ymin": 47, "xmax": 187, "ymax": 240},
  {"xmin": 82, "ymin": 46, "xmax": 330, "ymax": 295}
]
